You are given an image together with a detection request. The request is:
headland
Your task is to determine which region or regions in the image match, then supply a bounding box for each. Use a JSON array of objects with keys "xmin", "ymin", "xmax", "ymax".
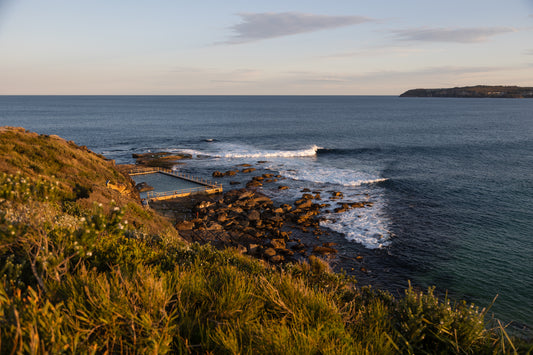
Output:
[{"xmin": 400, "ymin": 85, "xmax": 533, "ymax": 98}]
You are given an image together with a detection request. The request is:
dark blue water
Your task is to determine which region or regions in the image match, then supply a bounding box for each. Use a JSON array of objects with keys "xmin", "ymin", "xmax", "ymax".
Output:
[{"xmin": 1, "ymin": 95, "xmax": 532, "ymax": 333}]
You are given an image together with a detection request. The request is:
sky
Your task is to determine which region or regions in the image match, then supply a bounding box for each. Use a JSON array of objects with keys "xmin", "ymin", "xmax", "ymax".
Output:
[{"xmin": 0, "ymin": 0, "xmax": 532, "ymax": 95}]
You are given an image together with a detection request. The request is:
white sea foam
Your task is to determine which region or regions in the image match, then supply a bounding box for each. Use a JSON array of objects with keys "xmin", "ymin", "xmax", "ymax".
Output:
[
  {"xmin": 279, "ymin": 164, "xmax": 388, "ymax": 187},
  {"xmin": 320, "ymin": 201, "xmax": 392, "ymax": 249},
  {"xmin": 210, "ymin": 143, "xmax": 320, "ymax": 159},
  {"xmin": 171, "ymin": 141, "xmax": 392, "ymax": 249},
  {"xmin": 265, "ymin": 159, "xmax": 392, "ymax": 249}
]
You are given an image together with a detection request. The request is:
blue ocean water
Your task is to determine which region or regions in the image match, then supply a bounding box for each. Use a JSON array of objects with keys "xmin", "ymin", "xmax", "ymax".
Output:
[{"xmin": 1, "ymin": 95, "xmax": 532, "ymax": 332}]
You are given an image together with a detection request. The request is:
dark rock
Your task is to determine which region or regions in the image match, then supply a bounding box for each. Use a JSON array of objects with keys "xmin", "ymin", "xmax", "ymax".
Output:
[
  {"xmin": 246, "ymin": 180, "xmax": 263, "ymax": 188},
  {"xmin": 247, "ymin": 210, "xmax": 261, "ymax": 221},
  {"xmin": 270, "ymin": 255, "xmax": 284, "ymax": 263},
  {"xmin": 249, "ymin": 244, "xmax": 261, "ymax": 255},
  {"xmin": 176, "ymin": 220, "xmax": 195, "ymax": 230},
  {"xmin": 270, "ymin": 238, "xmax": 286, "ymax": 249},
  {"xmin": 278, "ymin": 185, "xmax": 289, "ymax": 190},
  {"xmin": 264, "ymin": 248, "xmax": 277, "ymax": 258},
  {"xmin": 312, "ymin": 246, "xmax": 338, "ymax": 255},
  {"xmin": 295, "ymin": 199, "xmax": 313, "ymax": 210}
]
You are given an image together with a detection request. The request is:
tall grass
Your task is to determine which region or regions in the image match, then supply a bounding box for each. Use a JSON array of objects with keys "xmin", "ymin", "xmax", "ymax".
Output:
[{"xmin": 1, "ymin": 136, "xmax": 531, "ymax": 354}]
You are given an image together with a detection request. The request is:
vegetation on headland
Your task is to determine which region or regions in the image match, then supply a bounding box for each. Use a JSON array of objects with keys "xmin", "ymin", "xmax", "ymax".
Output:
[
  {"xmin": 400, "ymin": 85, "xmax": 533, "ymax": 98},
  {"xmin": 1, "ymin": 127, "xmax": 531, "ymax": 354}
]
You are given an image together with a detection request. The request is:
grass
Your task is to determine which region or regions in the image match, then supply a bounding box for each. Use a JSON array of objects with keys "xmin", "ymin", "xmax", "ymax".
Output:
[{"xmin": 1, "ymin": 127, "xmax": 531, "ymax": 354}]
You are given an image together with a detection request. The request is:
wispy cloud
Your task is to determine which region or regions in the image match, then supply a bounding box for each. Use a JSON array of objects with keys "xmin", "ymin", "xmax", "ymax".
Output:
[
  {"xmin": 392, "ymin": 27, "xmax": 516, "ymax": 43},
  {"xmin": 525, "ymin": 49, "xmax": 533, "ymax": 55},
  {"xmin": 225, "ymin": 12, "xmax": 375, "ymax": 44}
]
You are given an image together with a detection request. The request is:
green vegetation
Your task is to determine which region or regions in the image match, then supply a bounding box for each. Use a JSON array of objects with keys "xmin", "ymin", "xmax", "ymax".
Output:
[
  {"xmin": 1, "ymin": 127, "xmax": 531, "ymax": 354},
  {"xmin": 400, "ymin": 85, "xmax": 533, "ymax": 98}
]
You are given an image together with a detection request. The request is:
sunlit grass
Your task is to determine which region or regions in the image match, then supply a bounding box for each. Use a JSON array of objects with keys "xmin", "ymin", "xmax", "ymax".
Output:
[{"xmin": 1, "ymin": 128, "xmax": 531, "ymax": 354}]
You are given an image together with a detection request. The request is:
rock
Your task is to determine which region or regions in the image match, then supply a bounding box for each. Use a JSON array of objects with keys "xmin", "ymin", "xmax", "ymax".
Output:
[
  {"xmin": 212, "ymin": 171, "xmax": 225, "ymax": 178},
  {"xmin": 242, "ymin": 168, "xmax": 256, "ymax": 173},
  {"xmin": 236, "ymin": 244, "xmax": 247, "ymax": 254},
  {"xmin": 281, "ymin": 204, "xmax": 292, "ymax": 212},
  {"xmin": 247, "ymin": 210, "xmax": 261, "ymax": 221},
  {"xmin": 246, "ymin": 180, "xmax": 263, "ymax": 188},
  {"xmin": 295, "ymin": 199, "xmax": 313, "ymax": 209},
  {"xmin": 217, "ymin": 213, "xmax": 227, "ymax": 223},
  {"xmin": 238, "ymin": 191, "xmax": 254, "ymax": 200},
  {"xmin": 273, "ymin": 207, "xmax": 284, "ymax": 214},
  {"xmin": 249, "ymin": 244, "xmax": 261, "ymax": 255},
  {"xmin": 264, "ymin": 248, "xmax": 277, "ymax": 258},
  {"xmin": 276, "ymin": 248, "xmax": 294, "ymax": 256},
  {"xmin": 206, "ymin": 222, "xmax": 223, "ymax": 230},
  {"xmin": 322, "ymin": 242, "xmax": 337, "ymax": 247},
  {"xmin": 312, "ymin": 246, "xmax": 338, "ymax": 255},
  {"xmin": 278, "ymin": 185, "xmax": 289, "ymax": 190},
  {"xmin": 229, "ymin": 181, "xmax": 240, "ymax": 185},
  {"xmin": 270, "ymin": 255, "xmax": 284, "ymax": 263},
  {"xmin": 270, "ymin": 238, "xmax": 286, "ymax": 249},
  {"xmin": 175, "ymin": 220, "xmax": 195, "ymax": 230},
  {"xmin": 224, "ymin": 170, "xmax": 238, "ymax": 176},
  {"xmin": 302, "ymin": 193, "xmax": 314, "ymax": 200},
  {"xmin": 330, "ymin": 191, "xmax": 344, "ymax": 199},
  {"xmin": 251, "ymin": 196, "xmax": 272, "ymax": 205}
]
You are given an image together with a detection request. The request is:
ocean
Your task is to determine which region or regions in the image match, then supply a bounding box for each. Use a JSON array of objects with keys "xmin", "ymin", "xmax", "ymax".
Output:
[{"xmin": 1, "ymin": 95, "xmax": 531, "ymax": 333}]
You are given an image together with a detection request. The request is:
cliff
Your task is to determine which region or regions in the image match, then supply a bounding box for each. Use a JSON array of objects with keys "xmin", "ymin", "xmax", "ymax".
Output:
[{"xmin": 400, "ymin": 85, "xmax": 533, "ymax": 98}]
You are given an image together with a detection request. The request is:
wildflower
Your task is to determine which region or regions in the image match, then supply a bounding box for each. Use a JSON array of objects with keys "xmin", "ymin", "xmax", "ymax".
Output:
[
  {"xmin": 113, "ymin": 207, "xmax": 120, "ymax": 212},
  {"xmin": 86, "ymin": 252, "xmax": 92, "ymax": 257}
]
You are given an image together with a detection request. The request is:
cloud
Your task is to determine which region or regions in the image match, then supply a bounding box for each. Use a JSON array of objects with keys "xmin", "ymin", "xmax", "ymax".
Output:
[
  {"xmin": 392, "ymin": 27, "xmax": 516, "ymax": 43},
  {"xmin": 525, "ymin": 49, "xmax": 533, "ymax": 55},
  {"xmin": 226, "ymin": 12, "xmax": 375, "ymax": 44}
]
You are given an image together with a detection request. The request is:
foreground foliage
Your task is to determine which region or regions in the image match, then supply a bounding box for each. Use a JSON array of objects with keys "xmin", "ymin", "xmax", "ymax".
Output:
[{"xmin": 1, "ymin": 128, "xmax": 530, "ymax": 354}]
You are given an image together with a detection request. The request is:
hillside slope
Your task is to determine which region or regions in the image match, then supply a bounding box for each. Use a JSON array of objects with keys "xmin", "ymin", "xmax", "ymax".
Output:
[{"xmin": 0, "ymin": 127, "xmax": 527, "ymax": 353}]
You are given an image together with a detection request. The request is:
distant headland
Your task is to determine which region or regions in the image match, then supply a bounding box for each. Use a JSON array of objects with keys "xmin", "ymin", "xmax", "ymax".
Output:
[{"xmin": 400, "ymin": 85, "xmax": 533, "ymax": 98}]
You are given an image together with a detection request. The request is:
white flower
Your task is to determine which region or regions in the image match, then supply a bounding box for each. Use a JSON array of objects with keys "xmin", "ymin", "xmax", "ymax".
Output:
[{"xmin": 86, "ymin": 252, "xmax": 92, "ymax": 257}]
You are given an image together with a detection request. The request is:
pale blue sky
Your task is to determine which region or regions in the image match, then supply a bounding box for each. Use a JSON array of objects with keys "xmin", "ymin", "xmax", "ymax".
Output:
[{"xmin": 1, "ymin": 0, "xmax": 532, "ymax": 94}]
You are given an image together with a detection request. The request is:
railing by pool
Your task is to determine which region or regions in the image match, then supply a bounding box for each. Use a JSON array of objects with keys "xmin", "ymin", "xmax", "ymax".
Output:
[
  {"xmin": 127, "ymin": 167, "xmax": 221, "ymax": 189},
  {"xmin": 146, "ymin": 185, "xmax": 222, "ymax": 199},
  {"xmin": 128, "ymin": 167, "xmax": 223, "ymax": 201}
]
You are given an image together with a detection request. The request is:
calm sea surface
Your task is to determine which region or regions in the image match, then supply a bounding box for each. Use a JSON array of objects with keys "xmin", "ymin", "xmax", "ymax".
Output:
[{"xmin": 1, "ymin": 95, "xmax": 532, "ymax": 333}]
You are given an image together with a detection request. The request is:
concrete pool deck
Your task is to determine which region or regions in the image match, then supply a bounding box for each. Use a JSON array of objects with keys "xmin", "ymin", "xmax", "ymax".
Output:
[{"xmin": 128, "ymin": 167, "xmax": 222, "ymax": 201}]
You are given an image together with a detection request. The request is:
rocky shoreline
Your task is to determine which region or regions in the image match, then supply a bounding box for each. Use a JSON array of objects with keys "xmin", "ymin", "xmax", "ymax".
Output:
[
  {"xmin": 126, "ymin": 152, "xmax": 395, "ymax": 284},
  {"xmin": 142, "ymin": 163, "xmax": 381, "ymax": 278}
]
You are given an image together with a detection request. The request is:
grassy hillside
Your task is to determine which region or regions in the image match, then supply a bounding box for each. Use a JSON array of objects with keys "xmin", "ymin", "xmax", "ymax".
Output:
[{"xmin": 0, "ymin": 127, "xmax": 528, "ymax": 354}]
